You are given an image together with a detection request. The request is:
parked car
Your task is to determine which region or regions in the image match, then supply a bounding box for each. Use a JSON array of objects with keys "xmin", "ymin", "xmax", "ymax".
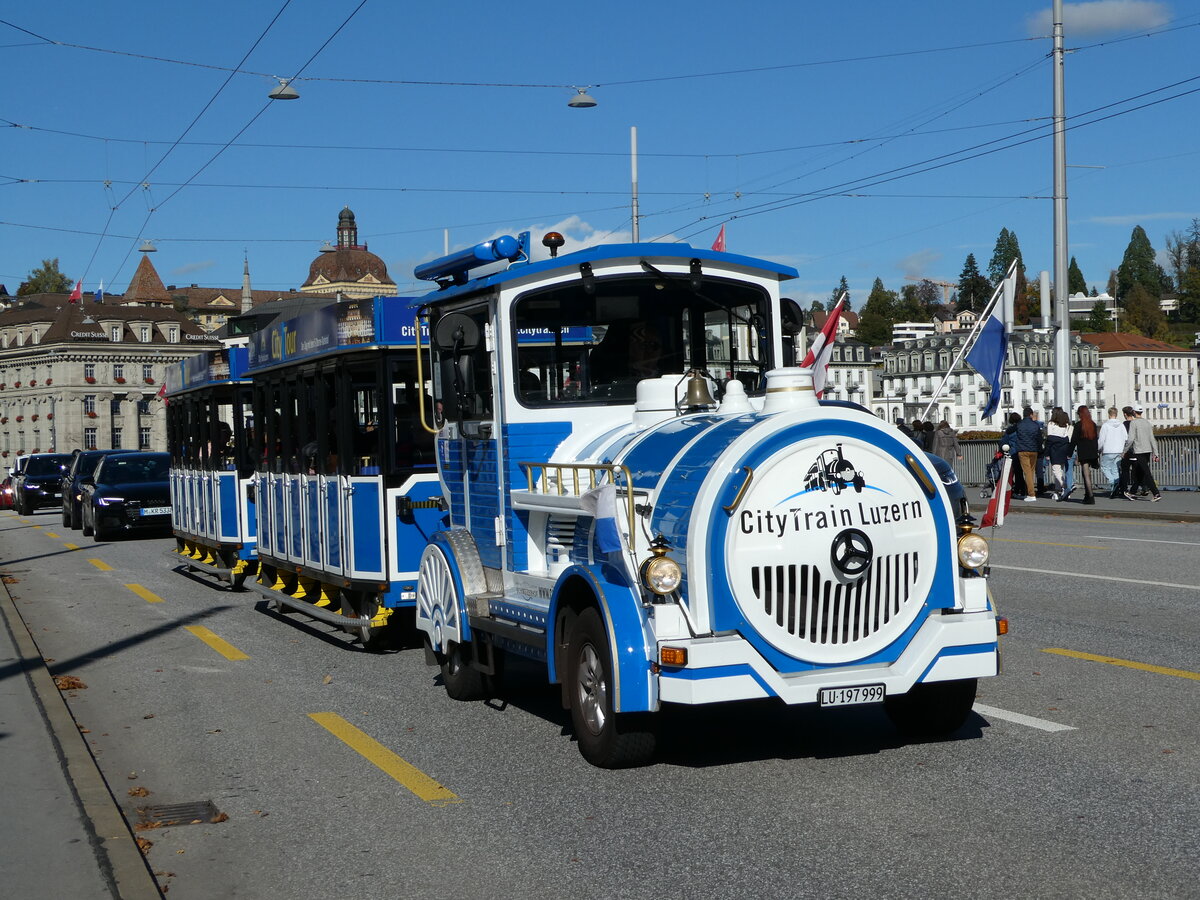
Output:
[
  {"xmin": 81, "ymin": 452, "xmax": 172, "ymax": 541},
  {"xmin": 61, "ymin": 449, "xmax": 138, "ymax": 530},
  {"xmin": 0, "ymin": 475, "xmax": 14, "ymax": 509},
  {"xmin": 14, "ymin": 453, "xmax": 72, "ymax": 515}
]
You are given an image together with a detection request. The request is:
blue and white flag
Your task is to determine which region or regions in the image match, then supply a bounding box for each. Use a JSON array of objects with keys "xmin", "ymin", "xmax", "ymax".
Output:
[
  {"xmin": 94, "ymin": 280, "xmax": 104, "ymax": 304},
  {"xmin": 580, "ymin": 482, "xmax": 623, "ymax": 554},
  {"xmin": 965, "ymin": 314, "xmax": 1009, "ymax": 419}
]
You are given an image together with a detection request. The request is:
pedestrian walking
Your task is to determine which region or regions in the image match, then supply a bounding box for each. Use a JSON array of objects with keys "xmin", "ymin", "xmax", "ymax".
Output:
[
  {"xmin": 929, "ymin": 420, "xmax": 962, "ymax": 464},
  {"xmin": 1069, "ymin": 405, "xmax": 1099, "ymax": 504},
  {"xmin": 1002, "ymin": 412, "xmax": 1026, "ymax": 497},
  {"xmin": 1044, "ymin": 407, "xmax": 1072, "ymax": 500},
  {"xmin": 1012, "ymin": 407, "xmax": 1044, "ymax": 502},
  {"xmin": 1097, "ymin": 406, "xmax": 1126, "ymax": 498},
  {"xmin": 1122, "ymin": 404, "xmax": 1161, "ymax": 502}
]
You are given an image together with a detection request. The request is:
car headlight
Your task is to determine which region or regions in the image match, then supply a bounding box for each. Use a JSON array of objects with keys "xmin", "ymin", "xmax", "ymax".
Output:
[
  {"xmin": 641, "ymin": 554, "xmax": 682, "ymax": 595},
  {"xmin": 97, "ymin": 496, "xmax": 125, "ymax": 506},
  {"xmin": 957, "ymin": 532, "xmax": 989, "ymax": 570}
]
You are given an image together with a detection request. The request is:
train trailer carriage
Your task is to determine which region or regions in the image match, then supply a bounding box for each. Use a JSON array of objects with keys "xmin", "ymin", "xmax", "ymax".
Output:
[
  {"xmin": 164, "ymin": 347, "xmax": 258, "ymax": 587},
  {"xmin": 240, "ymin": 297, "xmax": 444, "ymax": 647},
  {"xmin": 412, "ymin": 235, "xmax": 1003, "ymax": 767}
]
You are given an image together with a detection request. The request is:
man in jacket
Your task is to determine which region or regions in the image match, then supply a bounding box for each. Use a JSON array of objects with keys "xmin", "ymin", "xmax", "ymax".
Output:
[
  {"xmin": 1011, "ymin": 407, "xmax": 1045, "ymax": 501},
  {"xmin": 1097, "ymin": 406, "xmax": 1127, "ymax": 498},
  {"xmin": 1122, "ymin": 404, "xmax": 1161, "ymax": 501}
]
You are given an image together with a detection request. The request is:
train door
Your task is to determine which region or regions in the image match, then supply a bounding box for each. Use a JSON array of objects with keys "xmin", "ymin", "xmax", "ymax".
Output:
[
  {"xmin": 281, "ymin": 378, "xmax": 304, "ymax": 564},
  {"xmin": 319, "ymin": 369, "xmax": 344, "ymax": 577},
  {"xmin": 343, "ymin": 364, "xmax": 387, "ymax": 581},
  {"xmin": 298, "ymin": 371, "xmax": 323, "ymax": 572},
  {"xmin": 234, "ymin": 384, "xmax": 257, "ymax": 546},
  {"xmin": 385, "ymin": 355, "xmax": 441, "ymax": 584}
]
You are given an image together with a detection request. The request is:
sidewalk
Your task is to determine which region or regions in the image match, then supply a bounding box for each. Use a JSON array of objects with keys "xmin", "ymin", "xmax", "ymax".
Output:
[
  {"xmin": 0, "ymin": 578, "xmax": 161, "ymax": 899},
  {"xmin": 991, "ymin": 486, "xmax": 1200, "ymax": 523}
]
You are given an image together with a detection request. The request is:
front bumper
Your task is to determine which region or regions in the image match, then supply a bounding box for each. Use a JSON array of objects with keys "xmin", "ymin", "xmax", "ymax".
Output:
[{"xmin": 655, "ymin": 607, "xmax": 999, "ymax": 706}]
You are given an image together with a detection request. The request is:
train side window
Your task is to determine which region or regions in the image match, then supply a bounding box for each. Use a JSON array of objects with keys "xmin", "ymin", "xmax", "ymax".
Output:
[{"xmin": 349, "ymin": 371, "xmax": 382, "ymax": 475}]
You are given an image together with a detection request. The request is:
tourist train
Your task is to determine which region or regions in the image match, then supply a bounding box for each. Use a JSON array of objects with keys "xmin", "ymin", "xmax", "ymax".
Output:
[{"xmin": 166, "ymin": 232, "xmax": 1003, "ymax": 767}]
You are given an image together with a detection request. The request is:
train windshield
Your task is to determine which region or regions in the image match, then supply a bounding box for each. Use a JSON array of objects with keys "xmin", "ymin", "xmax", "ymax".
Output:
[{"xmin": 511, "ymin": 274, "xmax": 773, "ymax": 406}]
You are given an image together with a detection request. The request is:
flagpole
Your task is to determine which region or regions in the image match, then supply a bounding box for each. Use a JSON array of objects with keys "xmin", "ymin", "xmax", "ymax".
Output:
[{"xmin": 920, "ymin": 261, "xmax": 1015, "ymax": 421}]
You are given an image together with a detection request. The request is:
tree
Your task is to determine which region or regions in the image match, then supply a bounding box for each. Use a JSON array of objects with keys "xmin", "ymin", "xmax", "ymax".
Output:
[
  {"xmin": 1121, "ymin": 282, "xmax": 1168, "ymax": 338},
  {"xmin": 896, "ymin": 283, "xmax": 929, "ymax": 321},
  {"xmin": 809, "ymin": 299, "xmax": 825, "ymax": 316},
  {"xmin": 1086, "ymin": 299, "xmax": 1110, "ymax": 333},
  {"xmin": 17, "ymin": 258, "xmax": 72, "ymax": 296},
  {"xmin": 855, "ymin": 277, "xmax": 897, "ymax": 346},
  {"xmin": 956, "ymin": 253, "xmax": 992, "ymax": 312},
  {"xmin": 828, "ymin": 275, "xmax": 850, "ymax": 311},
  {"xmin": 987, "ymin": 227, "xmax": 1028, "ymax": 321},
  {"xmin": 1068, "ymin": 256, "xmax": 1087, "ymax": 296},
  {"xmin": 1116, "ymin": 225, "xmax": 1165, "ymax": 301}
]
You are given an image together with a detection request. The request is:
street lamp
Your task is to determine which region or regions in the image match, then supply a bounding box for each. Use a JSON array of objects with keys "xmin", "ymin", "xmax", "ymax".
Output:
[
  {"xmin": 568, "ymin": 87, "xmax": 597, "ymax": 108},
  {"xmin": 268, "ymin": 78, "xmax": 300, "ymax": 101}
]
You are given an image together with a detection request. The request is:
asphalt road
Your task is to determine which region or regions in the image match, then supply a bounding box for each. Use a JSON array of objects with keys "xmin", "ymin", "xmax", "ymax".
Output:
[{"xmin": 1, "ymin": 508, "xmax": 1197, "ymax": 900}]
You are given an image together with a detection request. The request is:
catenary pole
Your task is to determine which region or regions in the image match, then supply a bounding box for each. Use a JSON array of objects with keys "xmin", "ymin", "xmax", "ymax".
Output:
[
  {"xmin": 1053, "ymin": 0, "xmax": 1073, "ymax": 412},
  {"xmin": 631, "ymin": 126, "xmax": 640, "ymax": 242}
]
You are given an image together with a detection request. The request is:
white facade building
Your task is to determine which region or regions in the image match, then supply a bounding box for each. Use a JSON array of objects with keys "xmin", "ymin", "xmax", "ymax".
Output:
[{"xmin": 1080, "ymin": 332, "xmax": 1198, "ymax": 426}]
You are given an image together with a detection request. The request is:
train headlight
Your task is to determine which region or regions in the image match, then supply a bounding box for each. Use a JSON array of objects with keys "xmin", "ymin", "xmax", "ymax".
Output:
[
  {"xmin": 641, "ymin": 554, "xmax": 682, "ymax": 595},
  {"xmin": 957, "ymin": 532, "xmax": 989, "ymax": 570}
]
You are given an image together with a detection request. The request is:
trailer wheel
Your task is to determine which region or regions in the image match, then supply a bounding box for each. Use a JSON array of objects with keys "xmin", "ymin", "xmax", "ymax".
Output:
[
  {"xmin": 568, "ymin": 608, "xmax": 657, "ymax": 768},
  {"xmin": 440, "ymin": 641, "xmax": 488, "ymax": 701},
  {"xmin": 885, "ymin": 678, "xmax": 978, "ymax": 738}
]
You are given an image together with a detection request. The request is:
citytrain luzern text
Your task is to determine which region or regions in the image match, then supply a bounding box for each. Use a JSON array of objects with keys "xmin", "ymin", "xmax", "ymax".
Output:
[{"xmin": 165, "ymin": 230, "xmax": 1005, "ymax": 768}]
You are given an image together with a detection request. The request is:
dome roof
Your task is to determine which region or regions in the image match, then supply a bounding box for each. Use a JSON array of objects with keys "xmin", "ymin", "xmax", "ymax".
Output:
[{"xmin": 302, "ymin": 246, "xmax": 393, "ymax": 288}]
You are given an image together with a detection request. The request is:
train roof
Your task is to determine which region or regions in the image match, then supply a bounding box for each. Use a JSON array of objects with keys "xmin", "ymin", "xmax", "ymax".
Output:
[{"xmin": 165, "ymin": 346, "xmax": 249, "ymax": 396}]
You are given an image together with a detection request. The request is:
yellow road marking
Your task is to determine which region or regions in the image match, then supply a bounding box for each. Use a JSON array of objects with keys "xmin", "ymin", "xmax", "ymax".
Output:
[
  {"xmin": 1043, "ymin": 648, "xmax": 1200, "ymax": 682},
  {"xmin": 184, "ymin": 625, "xmax": 249, "ymax": 661},
  {"xmin": 88, "ymin": 558, "xmax": 113, "ymax": 571},
  {"xmin": 64, "ymin": 543, "xmax": 80, "ymax": 550},
  {"xmin": 308, "ymin": 712, "xmax": 461, "ymax": 805},
  {"xmin": 125, "ymin": 583, "xmax": 164, "ymax": 604},
  {"xmin": 994, "ymin": 538, "xmax": 1105, "ymax": 550},
  {"xmin": 44, "ymin": 531, "xmax": 60, "ymax": 538}
]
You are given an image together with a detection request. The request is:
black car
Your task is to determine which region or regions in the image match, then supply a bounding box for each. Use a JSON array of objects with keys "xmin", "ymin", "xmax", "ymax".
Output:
[
  {"xmin": 61, "ymin": 449, "xmax": 138, "ymax": 530},
  {"xmin": 81, "ymin": 452, "xmax": 172, "ymax": 541},
  {"xmin": 14, "ymin": 453, "xmax": 72, "ymax": 515}
]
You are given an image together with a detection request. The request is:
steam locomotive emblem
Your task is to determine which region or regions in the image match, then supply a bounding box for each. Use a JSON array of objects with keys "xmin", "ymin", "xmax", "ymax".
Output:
[{"xmin": 804, "ymin": 444, "xmax": 866, "ymax": 495}]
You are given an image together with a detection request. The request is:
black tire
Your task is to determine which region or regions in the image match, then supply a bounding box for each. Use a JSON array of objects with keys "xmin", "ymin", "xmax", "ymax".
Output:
[
  {"xmin": 439, "ymin": 641, "xmax": 489, "ymax": 701},
  {"xmin": 567, "ymin": 608, "xmax": 657, "ymax": 768},
  {"xmin": 93, "ymin": 522, "xmax": 112, "ymax": 542},
  {"xmin": 70, "ymin": 503, "xmax": 82, "ymax": 530},
  {"xmin": 885, "ymin": 678, "xmax": 978, "ymax": 738},
  {"xmin": 62, "ymin": 506, "xmax": 70, "ymax": 528},
  {"xmin": 80, "ymin": 505, "xmax": 94, "ymax": 536}
]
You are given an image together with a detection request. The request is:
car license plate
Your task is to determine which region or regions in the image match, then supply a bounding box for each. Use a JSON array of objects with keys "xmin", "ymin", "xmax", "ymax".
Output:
[
  {"xmin": 52, "ymin": 493, "xmax": 61, "ymax": 498},
  {"xmin": 818, "ymin": 684, "xmax": 885, "ymax": 707},
  {"xmin": 139, "ymin": 506, "xmax": 171, "ymax": 516}
]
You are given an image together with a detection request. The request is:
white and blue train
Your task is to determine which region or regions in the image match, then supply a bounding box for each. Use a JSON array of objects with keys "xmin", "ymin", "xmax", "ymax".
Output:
[{"xmin": 165, "ymin": 233, "xmax": 1003, "ymax": 767}]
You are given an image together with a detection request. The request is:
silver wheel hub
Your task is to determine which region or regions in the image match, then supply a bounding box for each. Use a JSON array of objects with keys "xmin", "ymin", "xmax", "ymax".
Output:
[{"xmin": 576, "ymin": 643, "xmax": 607, "ymax": 735}]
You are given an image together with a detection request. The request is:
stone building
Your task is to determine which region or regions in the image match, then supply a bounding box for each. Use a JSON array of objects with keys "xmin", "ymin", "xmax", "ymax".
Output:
[
  {"xmin": 299, "ymin": 207, "xmax": 397, "ymax": 299},
  {"xmin": 1080, "ymin": 332, "xmax": 1198, "ymax": 426},
  {"xmin": 0, "ymin": 294, "xmax": 218, "ymax": 458},
  {"xmin": 823, "ymin": 339, "xmax": 877, "ymax": 407}
]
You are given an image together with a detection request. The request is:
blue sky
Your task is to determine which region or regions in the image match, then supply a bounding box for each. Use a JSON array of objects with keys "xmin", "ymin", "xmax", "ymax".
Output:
[{"xmin": 2, "ymin": 1, "xmax": 1197, "ymax": 309}]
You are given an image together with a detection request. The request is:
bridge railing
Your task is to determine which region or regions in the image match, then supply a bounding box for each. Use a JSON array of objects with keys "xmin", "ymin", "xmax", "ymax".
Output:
[{"xmin": 956, "ymin": 434, "xmax": 1200, "ymax": 490}]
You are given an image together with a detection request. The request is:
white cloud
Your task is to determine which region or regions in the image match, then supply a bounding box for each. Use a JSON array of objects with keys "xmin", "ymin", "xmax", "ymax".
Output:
[
  {"xmin": 1085, "ymin": 211, "xmax": 1196, "ymax": 225},
  {"xmin": 1026, "ymin": 1, "xmax": 1170, "ymax": 37},
  {"xmin": 896, "ymin": 249, "xmax": 943, "ymax": 280},
  {"xmin": 171, "ymin": 260, "xmax": 215, "ymax": 276}
]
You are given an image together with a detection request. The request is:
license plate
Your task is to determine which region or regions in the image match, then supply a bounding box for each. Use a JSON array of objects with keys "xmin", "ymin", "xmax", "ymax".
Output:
[
  {"xmin": 819, "ymin": 684, "xmax": 885, "ymax": 707},
  {"xmin": 52, "ymin": 493, "xmax": 61, "ymax": 498},
  {"xmin": 138, "ymin": 506, "xmax": 171, "ymax": 516}
]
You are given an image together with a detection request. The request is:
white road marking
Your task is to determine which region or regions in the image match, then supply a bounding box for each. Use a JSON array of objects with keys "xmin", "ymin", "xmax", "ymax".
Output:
[
  {"xmin": 1084, "ymin": 535, "xmax": 1200, "ymax": 547},
  {"xmin": 989, "ymin": 563, "xmax": 1200, "ymax": 592},
  {"xmin": 974, "ymin": 703, "xmax": 1075, "ymax": 733}
]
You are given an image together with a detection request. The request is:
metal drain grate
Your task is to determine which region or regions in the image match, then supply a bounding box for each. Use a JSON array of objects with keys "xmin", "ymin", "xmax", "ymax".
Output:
[{"xmin": 137, "ymin": 801, "xmax": 223, "ymax": 826}]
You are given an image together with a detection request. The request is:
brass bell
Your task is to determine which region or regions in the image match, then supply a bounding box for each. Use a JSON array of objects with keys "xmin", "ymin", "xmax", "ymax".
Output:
[{"xmin": 682, "ymin": 370, "xmax": 716, "ymax": 410}]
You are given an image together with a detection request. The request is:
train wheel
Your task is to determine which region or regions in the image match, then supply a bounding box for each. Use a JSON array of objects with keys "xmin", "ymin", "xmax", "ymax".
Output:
[
  {"xmin": 567, "ymin": 608, "xmax": 657, "ymax": 768},
  {"xmin": 440, "ymin": 641, "xmax": 488, "ymax": 701},
  {"xmin": 885, "ymin": 678, "xmax": 978, "ymax": 738}
]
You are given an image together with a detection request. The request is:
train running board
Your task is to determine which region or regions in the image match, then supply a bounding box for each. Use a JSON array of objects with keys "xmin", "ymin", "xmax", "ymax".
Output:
[
  {"xmin": 243, "ymin": 579, "xmax": 373, "ymax": 630},
  {"xmin": 163, "ymin": 548, "xmax": 236, "ymax": 583}
]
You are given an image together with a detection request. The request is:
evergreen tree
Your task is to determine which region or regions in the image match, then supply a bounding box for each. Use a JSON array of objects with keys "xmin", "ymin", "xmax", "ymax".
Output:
[
  {"xmin": 986, "ymin": 228, "xmax": 1028, "ymax": 320},
  {"xmin": 828, "ymin": 275, "xmax": 850, "ymax": 311},
  {"xmin": 1086, "ymin": 300, "xmax": 1110, "ymax": 333},
  {"xmin": 956, "ymin": 253, "xmax": 992, "ymax": 312},
  {"xmin": 855, "ymin": 277, "xmax": 897, "ymax": 346},
  {"xmin": 1116, "ymin": 225, "xmax": 1165, "ymax": 301},
  {"xmin": 1068, "ymin": 256, "xmax": 1087, "ymax": 296},
  {"xmin": 17, "ymin": 258, "xmax": 72, "ymax": 296},
  {"xmin": 896, "ymin": 284, "xmax": 928, "ymax": 321},
  {"xmin": 1121, "ymin": 282, "xmax": 1168, "ymax": 338}
]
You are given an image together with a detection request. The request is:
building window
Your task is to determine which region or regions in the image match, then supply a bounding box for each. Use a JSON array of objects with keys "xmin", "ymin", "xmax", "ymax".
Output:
[
  {"xmin": 84, "ymin": 363, "xmax": 95, "ymax": 381},
  {"xmin": 111, "ymin": 326, "xmax": 122, "ymax": 342},
  {"xmin": 137, "ymin": 399, "xmax": 150, "ymax": 415},
  {"xmin": 143, "ymin": 363, "xmax": 153, "ymax": 381},
  {"xmin": 110, "ymin": 397, "xmax": 122, "ymax": 416},
  {"xmin": 83, "ymin": 395, "xmax": 96, "ymax": 415},
  {"xmin": 168, "ymin": 327, "xmax": 179, "ymax": 343},
  {"xmin": 84, "ymin": 427, "xmax": 97, "ymax": 450},
  {"xmin": 139, "ymin": 426, "xmax": 152, "ymax": 450},
  {"xmin": 113, "ymin": 363, "xmax": 124, "ymax": 381},
  {"xmin": 112, "ymin": 428, "xmax": 122, "ymax": 449},
  {"xmin": 140, "ymin": 325, "xmax": 150, "ymax": 342}
]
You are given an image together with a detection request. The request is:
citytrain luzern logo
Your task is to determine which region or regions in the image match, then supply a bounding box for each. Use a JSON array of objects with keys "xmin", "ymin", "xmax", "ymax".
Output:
[{"xmin": 737, "ymin": 442, "xmax": 925, "ymax": 537}]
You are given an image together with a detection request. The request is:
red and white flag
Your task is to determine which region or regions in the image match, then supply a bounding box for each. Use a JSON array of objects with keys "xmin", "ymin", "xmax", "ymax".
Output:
[
  {"xmin": 981, "ymin": 455, "xmax": 1013, "ymax": 527},
  {"xmin": 799, "ymin": 296, "xmax": 845, "ymax": 397},
  {"xmin": 711, "ymin": 224, "xmax": 726, "ymax": 252},
  {"xmin": 68, "ymin": 280, "xmax": 82, "ymax": 303},
  {"xmin": 156, "ymin": 381, "xmax": 168, "ymax": 406}
]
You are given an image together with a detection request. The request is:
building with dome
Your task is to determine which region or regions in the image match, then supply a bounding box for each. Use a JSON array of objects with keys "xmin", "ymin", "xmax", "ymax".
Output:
[{"xmin": 299, "ymin": 207, "xmax": 396, "ymax": 299}]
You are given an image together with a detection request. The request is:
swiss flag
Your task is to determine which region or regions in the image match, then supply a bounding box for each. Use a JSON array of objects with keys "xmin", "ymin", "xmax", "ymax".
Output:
[
  {"xmin": 711, "ymin": 224, "xmax": 726, "ymax": 252},
  {"xmin": 799, "ymin": 297, "xmax": 845, "ymax": 397},
  {"xmin": 69, "ymin": 280, "xmax": 82, "ymax": 303},
  {"xmin": 981, "ymin": 455, "xmax": 1013, "ymax": 527}
]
